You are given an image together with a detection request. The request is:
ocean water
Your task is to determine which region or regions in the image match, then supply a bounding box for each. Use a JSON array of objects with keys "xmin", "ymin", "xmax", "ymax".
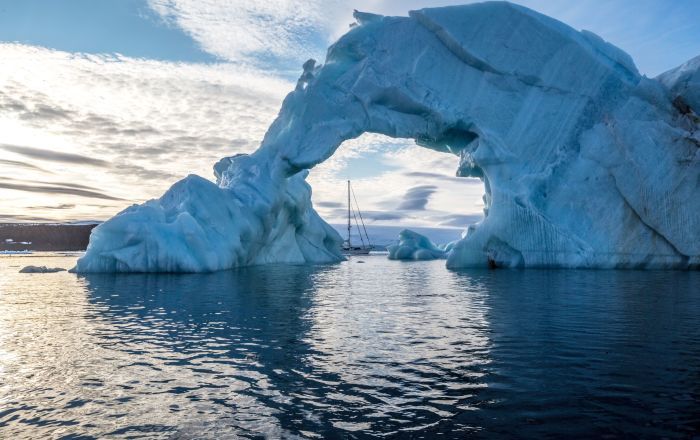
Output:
[{"xmin": 0, "ymin": 253, "xmax": 698, "ymax": 439}]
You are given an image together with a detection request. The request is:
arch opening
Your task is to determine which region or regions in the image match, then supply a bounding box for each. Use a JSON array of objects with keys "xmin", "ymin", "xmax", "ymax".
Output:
[{"xmin": 306, "ymin": 133, "xmax": 487, "ymax": 250}]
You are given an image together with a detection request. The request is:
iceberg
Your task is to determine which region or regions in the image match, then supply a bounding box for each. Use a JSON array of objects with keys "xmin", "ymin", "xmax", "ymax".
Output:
[
  {"xmin": 75, "ymin": 163, "xmax": 343, "ymax": 272},
  {"xmin": 75, "ymin": 2, "xmax": 699, "ymax": 272},
  {"xmin": 387, "ymin": 229, "xmax": 448, "ymax": 261}
]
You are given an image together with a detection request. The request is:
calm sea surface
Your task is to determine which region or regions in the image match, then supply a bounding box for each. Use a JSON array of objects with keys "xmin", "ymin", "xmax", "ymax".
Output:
[{"xmin": 1, "ymin": 253, "xmax": 699, "ymax": 439}]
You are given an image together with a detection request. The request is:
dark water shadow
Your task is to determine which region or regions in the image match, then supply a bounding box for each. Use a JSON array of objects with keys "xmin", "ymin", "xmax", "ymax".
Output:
[
  {"xmin": 447, "ymin": 269, "xmax": 700, "ymax": 438},
  {"xmin": 76, "ymin": 266, "xmax": 700, "ymax": 438}
]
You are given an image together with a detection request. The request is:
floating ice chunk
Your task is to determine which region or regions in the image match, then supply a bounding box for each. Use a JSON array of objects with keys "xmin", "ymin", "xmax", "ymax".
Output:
[
  {"xmin": 387, "ymin": 230, "xmax": 448, "ymax": 261},
  {"xmin": 20, "ymin": 265, "xmax": 66, "ymax": 273},
  {"xmin": 75, "ymin": 162, "xmax": 343, "ymax": 273}
]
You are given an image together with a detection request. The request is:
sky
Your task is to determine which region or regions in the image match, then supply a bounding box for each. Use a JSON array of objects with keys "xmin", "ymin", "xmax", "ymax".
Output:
[{"xmin": 0, "ymin": 0, "xmax": 699, "ymax": 227}]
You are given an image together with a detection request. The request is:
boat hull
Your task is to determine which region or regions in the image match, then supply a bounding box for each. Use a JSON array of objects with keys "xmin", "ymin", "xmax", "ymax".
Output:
[{"xmin": 342, "ymin": 248, "xmax": 371, "ymax": 256}]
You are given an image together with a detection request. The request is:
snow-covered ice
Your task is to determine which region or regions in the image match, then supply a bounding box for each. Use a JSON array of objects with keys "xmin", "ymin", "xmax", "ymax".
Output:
[{"xmin": 75, "ymin": 2, "xmax": 699, "ymax": 272}]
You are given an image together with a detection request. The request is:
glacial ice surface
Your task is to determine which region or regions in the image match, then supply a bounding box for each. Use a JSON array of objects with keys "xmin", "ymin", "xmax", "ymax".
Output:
[{"xmin": 76, "ymin": 2, "xmax": 699, "ymax": 272}]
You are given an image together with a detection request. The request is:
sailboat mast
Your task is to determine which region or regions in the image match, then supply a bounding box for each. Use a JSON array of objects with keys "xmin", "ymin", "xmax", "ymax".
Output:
[
  {"xmin": 347, "ymin": 180, "xmax": 351, "ymax": 246},
  {"xmin": 351, "ymin": 185, "xmax": 372, "ymax": 248}
]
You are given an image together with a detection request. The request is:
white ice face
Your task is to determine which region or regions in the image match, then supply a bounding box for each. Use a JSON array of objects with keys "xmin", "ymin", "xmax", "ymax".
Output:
[{"xmin": 75, "ymin": 2, "xmax": 699, "ymax": 273}]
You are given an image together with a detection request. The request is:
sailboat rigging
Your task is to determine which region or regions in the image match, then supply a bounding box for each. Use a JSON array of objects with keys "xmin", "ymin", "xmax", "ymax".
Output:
[{"xmin": 342, "ymin": 180, "xmax": 373, "ymax": 255}]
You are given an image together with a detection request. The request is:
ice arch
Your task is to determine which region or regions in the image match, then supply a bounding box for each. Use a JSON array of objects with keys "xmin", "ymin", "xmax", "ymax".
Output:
[{"xmin": 75, "ymin": 2, "xmax": 699, "ymax": 272}]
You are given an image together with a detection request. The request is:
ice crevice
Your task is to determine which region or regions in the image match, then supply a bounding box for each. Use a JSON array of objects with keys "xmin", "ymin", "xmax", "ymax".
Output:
[
  {"xmin": 75, "ymin": 2, "xmax": 699, "ymax": 272},
  {"xmin": 611, "ymin": 172, "xmax": 689, "ymax": 264}
]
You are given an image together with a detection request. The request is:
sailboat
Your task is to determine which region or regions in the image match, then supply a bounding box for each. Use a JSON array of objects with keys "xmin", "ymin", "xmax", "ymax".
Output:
[{"xmin": 342, "ymin": 180, "xmax": 373, "ymax": 255}]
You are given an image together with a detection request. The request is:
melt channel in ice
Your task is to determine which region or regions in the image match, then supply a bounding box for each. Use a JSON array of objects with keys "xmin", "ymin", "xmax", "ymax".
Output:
[{"xmin": 75, "ymin": 2, "xmax": 700, "ymax": 272}]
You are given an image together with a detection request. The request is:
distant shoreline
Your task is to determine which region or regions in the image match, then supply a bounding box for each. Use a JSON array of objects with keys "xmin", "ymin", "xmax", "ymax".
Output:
[
  {"xmin": 0, "ymin": 222, "xmax": 464, "ymax": 253},
  {"xmin": 0, "ymin": 223, "xmax": 99, "ymax": 252}
]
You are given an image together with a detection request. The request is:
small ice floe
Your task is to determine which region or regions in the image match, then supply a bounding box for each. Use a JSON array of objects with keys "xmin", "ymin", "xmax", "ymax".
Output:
[
  {"xmin": 2, "ymin": 239, "xmax": 31, "ymax": 244},
  {"xmin": 19, "ymin": 265, "xmax": 66, "ymax": 273},
  {"xmin": 387, "ymin": 229, "xmax": 449, "ymax": 261}
]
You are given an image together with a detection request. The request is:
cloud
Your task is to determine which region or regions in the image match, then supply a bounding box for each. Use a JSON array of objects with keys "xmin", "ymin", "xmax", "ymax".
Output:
[
  {"xmin": 0, "ymin": 181, "xmax": 123, "ymax": 200},
  {"xmin": 0, "ymin": 177, "xmax": 110, "ymax": 192},
  {"xmin": 363, "ymin": 211, "xmax": 405, "ymax": 221},
  {"xmin": 18, "ymin": 103, "xmax": 76, "ymax": 121},
  {"xmin": 326, "ymin": 208, "xmax": 405, "ymax": 222},
  {"xmin": 397, "ymin": 185, "xmax": 438, "ymax": 211},
  {"xmin": 111, "ymin": 163, "xmax": 179, "ymax": 182},
  {"xmin": 315, "ymin": 201, "xmax": 343, "ymax": 209},
  {"xmin": 404, "ymin": 171, "xmax": 457, "ymax": 180},
  {"xmin": 30, "ymin": 204, "xmax": 77, "ymax": 210},
  {"xmin": 1, "ymin": 144, "xmax": 110, "ymax": 167},
  {"xmin": 147, "ymin": 0, "xmax": 339, "ymax": 70},
  {"xmin": 0, "ymin": 43, "xmax": 292, "ymax": 221},
  {"xmin": 435, "ymin": 213, "xmax": 483, "ymax": 227},
  {"xmin": 0, "ymin": 159, "xmax": 49, "ymax": 172},
  {"xmin": 0, "ymin": 214, "xmax": 62, "ymax": 223},
  {"xmin": 403, "ymin": 171, "xmax": 483, "ymax": 184}
]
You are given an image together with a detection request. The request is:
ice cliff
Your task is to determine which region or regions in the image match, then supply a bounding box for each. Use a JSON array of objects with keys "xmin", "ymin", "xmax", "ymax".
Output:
[{"xmin": 75, "ymin": 2, "xmax": 699, "ymax": 272}]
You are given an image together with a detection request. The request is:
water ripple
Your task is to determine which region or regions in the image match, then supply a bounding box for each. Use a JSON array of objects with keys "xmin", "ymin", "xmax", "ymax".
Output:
[{"xmin": 0, "ymin": 255, "xmax": 699, "ymax": 438}]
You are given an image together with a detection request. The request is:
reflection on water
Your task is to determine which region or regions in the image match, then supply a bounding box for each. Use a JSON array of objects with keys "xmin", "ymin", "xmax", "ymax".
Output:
[{"xmin": 0, "ymin": 255, "xmax": 698, "ymax": 438}]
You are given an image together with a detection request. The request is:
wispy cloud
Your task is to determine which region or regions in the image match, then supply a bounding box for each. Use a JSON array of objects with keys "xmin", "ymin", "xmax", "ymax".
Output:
[
  {"xmin": 315, "ymin": 201, "xmax": 343, "ymax": 209},
  {"xmin": 0, "ymin": 214, "xmax": 64, "ymax": 223},
  {"xmin": 0, "ymin": 158, "xmax": 48, "ymax": 172},
  {"xmin": 1, "ymin": 144, "xmax": 110, "ymax": 167},
  {"xmin": 403, "ymin": 171, "xmax": 483, "ymax": 183},
  {"xmin": 434, "ymin": 213, "xmax": 483, "ymax": 227},
  {"xmin": 147, "ymin": 0, "xmax": 338, "ymax": 71},
  {"xmin": 30, "ymin": 204, "xmax": 77, "ymax": 210},
  {"xmin": 397, "ymin": 185, "xmax": 439, "ymax": 211},
  {"xmin": 1, "ymin": 177, "xmax": 110, "ymax": 192},
  {"xmin": 0, "ymin": 181, "xmax": 123, "ymax": 201}
]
